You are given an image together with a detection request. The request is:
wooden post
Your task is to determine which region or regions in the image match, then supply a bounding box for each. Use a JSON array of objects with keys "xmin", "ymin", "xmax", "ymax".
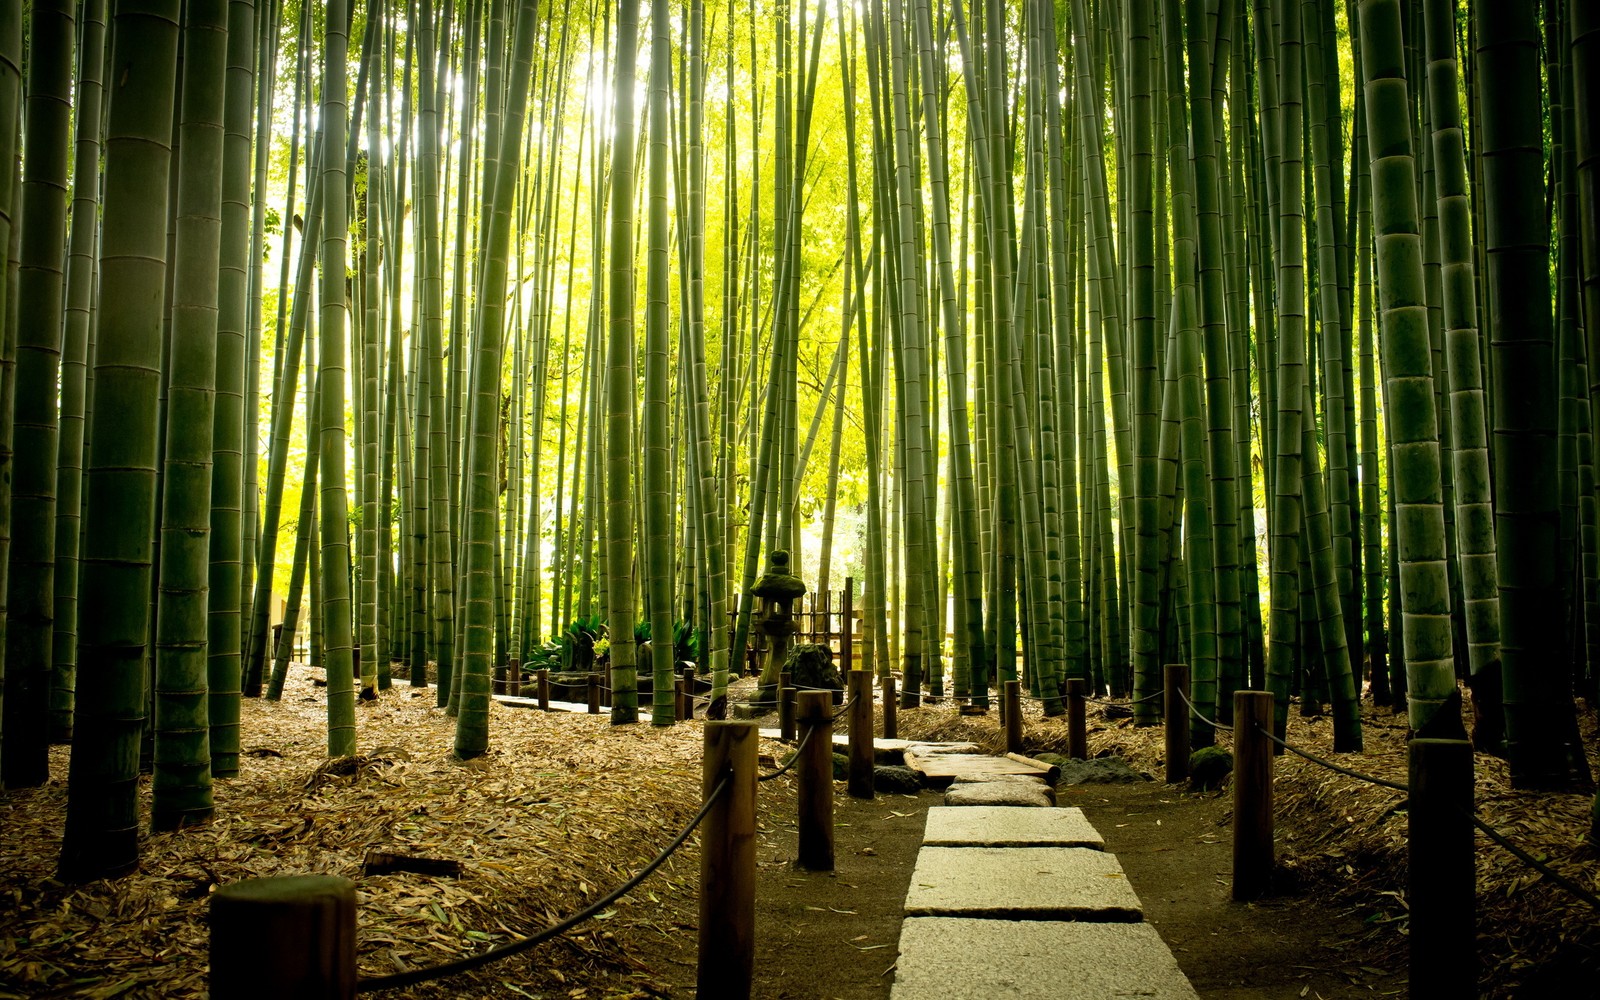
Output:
[
  {"xmin": 676, "ymin": 678, "xmax": 689, "ymax": 721},
  {"xmin": 1409, "ymin": 738, "xmax": 1475, "ymax": 996},
  {"xmin": 681, "ymin": 665, "xmax": 696, "ymax": 719},
  {"xmin": 848, "ymin": 668, "xmax": 873, "ymax": 799},
  {"xmin": 587, "ymin": 672, "xmax": 601, "ymax": 714},
  {"xmin": 507, "ymin": 658, "xmax": 521, "ymax": 697},
  {"xmin": 1066, "ymin": 678, "xmax": 1087, "ymax": 759},
  {"xmin": 1164, "ymin": 663, "xmax": 1190, "ymax": 783},
  {"xmin": 883, "ymin": 675, "xmax": 898, "ymax": 739},
  {"xmin": 1232, "ymin": 691, "xmax": 1275, "ymax": 901},
  {"xmin": 779, "ymin": 686, "xmax": 797, "ymax": 741},
  {"xmin": 698, "ymin": 722, "xmax": 757, "ymax": 999},
  {"xmin": 536, "ymin": 668, "xmax": 549, "ymax": 710},
  {"xmin": 210, "ymin": 875, "xmax": 356, "ymax": 999},
  {"xmin": 797, "ymin": 691, "xmax": 835, "ymax": 871},
  {"xmin": 1003, "ymin": 680, "xmax": 1023, "ymax": 753},
  {"xmin": 271, "ymin": 623, "xmax": 284, "ymax": 663},
  {"xmin": 841, "ymin": 579, "xmax": 854, "ymax": 675}
]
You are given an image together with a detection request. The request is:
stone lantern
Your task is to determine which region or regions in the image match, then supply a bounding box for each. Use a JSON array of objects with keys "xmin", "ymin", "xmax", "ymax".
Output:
[{"xmin": 751, "ymin": 549, "xmax": 807, "ymax": 698}]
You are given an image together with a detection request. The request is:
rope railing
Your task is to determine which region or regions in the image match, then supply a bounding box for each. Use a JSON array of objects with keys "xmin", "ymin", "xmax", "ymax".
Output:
[
  {"xmin": 1174, "ymin": 686, "xmax": 1234, "ymax": 732},
  {"xmin": 758, "ymin": 724, "xmax": 818, "ymax": 782},
  {"xmin": 356, "ymin": 775, "xmax": 732, "ymax": 992},
  {"xmin": 1084, "ymin": 689, "xmax": 1164, "ymax": 707},
  {"xmin": 1237, "ymin": 712, "xmax": 1600, "ymax": 915},
  {"xmin": 756, "ymin": 695, "xmax": 859, "ymax": 783},
  {"xmin": 1253, "ymin": 723, "xmax": 1404, "ymax": 791}
]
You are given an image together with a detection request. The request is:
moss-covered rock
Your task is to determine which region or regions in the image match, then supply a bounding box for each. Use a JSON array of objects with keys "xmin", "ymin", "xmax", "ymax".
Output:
[
  {"xmin": 1033, "ymin": 752, "xmax": 1071, "ymax": 767},
  {"xmin": 873, "ymin": 765, "xmax": 923, "ymax": 794},
  {"xmin": 785, "ymin": 643, "xmax": 842, "ymax": 693},
  {"xmin": 1188, "ymin": 746, "xmax": 1234, "ymax": 791},
  {"xmin": 833, "ymin": 753, "xmax": 850, "ymax": 780}
]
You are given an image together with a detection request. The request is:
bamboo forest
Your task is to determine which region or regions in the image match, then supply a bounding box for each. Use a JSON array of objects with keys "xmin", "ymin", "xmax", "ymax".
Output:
[{"xmin": 1, "ymin": 0, "xmax": 1598, "ymax": 996}]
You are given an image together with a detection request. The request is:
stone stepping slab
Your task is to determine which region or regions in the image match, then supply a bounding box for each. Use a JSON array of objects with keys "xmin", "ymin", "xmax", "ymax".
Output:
[
  {"xmin": 903, "ymin": 846, "xmax": 1143, "ymax": 922},
  {"xmin": 890, "ymin": 917, "xmax": 1199, "ymax": 1000},
  {"xmin": 922, "ymin": 806, "xmax": 1105, "ymax": 849},
  {"xmin": 943, "ymin": 781, "xmax": 1055, "ymax": 808},
  {"xmin": 902, "ymin": 747, "xmax": 1057, "ymax": 783}
]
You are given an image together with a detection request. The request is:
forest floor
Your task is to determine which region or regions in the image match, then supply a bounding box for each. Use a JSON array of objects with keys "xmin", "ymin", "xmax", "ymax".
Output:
[{"xmin": 1, "ymin": 671, "xmax": 1597, "ymax": 999}]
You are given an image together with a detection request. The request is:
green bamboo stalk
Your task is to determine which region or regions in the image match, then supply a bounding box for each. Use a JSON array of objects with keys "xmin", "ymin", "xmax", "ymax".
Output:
[
  {"xmin": 1360, "ymin": 0, "xmax": 1462, "ymax": 738},
  {"xmin": 59, "ymin": 0, "xmax": 181, "ymax": 882},
  {"xmin": 2, "ymin": 0, "xmax": 76, "ymax": 788},
  {"xmin": 49, "ymin": 0, "xmax": 109, "ymax": 745}
]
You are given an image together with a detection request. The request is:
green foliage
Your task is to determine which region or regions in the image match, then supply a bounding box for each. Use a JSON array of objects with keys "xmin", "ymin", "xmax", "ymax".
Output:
[{"xmin": 673, "ymin": 620, "xmax": 700, "ymax": 666}]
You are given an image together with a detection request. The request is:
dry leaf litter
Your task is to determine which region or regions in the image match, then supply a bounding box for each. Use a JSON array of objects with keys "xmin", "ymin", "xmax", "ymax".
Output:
[{"xmin": 0, "ymin": 672, "xmax": 796, "ymax": 1000}]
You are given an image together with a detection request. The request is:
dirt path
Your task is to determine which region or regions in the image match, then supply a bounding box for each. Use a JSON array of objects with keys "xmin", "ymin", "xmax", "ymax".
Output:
[
  {"xmin": 631, "ymin": 783, "xmax": 937, "ymax": 1000},
  {"xmin": 1069, "ymin": 780, "xmax": 1407, "ymax": 1000},
  {"xmin": 632, "ymin": 772, "xmax": 1410, "ymax": 1000}
]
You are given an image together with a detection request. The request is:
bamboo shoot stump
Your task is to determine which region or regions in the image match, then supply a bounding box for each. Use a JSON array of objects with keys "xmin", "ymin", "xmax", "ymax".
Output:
[{"xmin": 210, "ymin": 875, "xmax": 356, "ymax": 999}]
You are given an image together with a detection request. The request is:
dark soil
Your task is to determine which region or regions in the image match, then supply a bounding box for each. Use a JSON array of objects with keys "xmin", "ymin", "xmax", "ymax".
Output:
[
  {"xmin": 627, "ymin": 769, "xmax": 1408, "ymax": 999},
  {"xmin": 627, "ymin": 779, "xmax": 939, "ymax": 999},
  {"xmin": 1067, "ymin": 780, "xmax": 1408, "ymax": 999}
]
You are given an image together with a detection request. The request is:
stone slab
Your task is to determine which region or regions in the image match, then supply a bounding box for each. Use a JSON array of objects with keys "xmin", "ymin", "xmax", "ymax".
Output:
[
  {"xmin": 890, "ymin": 918, "xmax": 1199, "ymax": 1000},
  {"xmin": 903, "ymin": 847, "xmax": 1142, "ymax": 921},
  {"xmin": 942, "ymin": 782, "xmax": 1054, "ymax": 808},
  {"xmin": 922, "ymin": 806, "xmax": 1104, "ymax": 849},
  {"xmin": 951, "ymin": 772, "xmax": 1048, "ymax": 784},
  {"xmin": 903, "ymin": 749, "xmax": 1054, "ymax": 782}
]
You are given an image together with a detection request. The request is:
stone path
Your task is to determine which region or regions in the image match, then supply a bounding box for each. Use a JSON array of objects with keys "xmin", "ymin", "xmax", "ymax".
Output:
[{"xmin": 891, "ymin": 804, "xmax": 1200, "ymax": 1000}]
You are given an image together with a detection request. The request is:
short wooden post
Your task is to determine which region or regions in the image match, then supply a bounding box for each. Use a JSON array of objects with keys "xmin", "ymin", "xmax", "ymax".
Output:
[
  {"xmin": 1232, "ymin": 690, "xmax": 1275, "ymax": 901},
  {"xmin": 1409, "ymin": 738, "xmax": 1475, "ymax": 997},
  {"xmin": 1004, "ymin": 680, "xmax": 1023, "ymax": 754},
  {"xmin": 796, "ymin": 691, "xmax": 835, "ymax": 871},
  {"xmin": 847, "ymin": 668, "xmax": 874, "ymax": 800},
  {"xmin": 1164, "ymin": 663, "xmax": 1190, "ymax": 783},
  {"xmin": 682, "ymin": 665, "xmax": 696, "ymax": 719},
  {"xmin": 883, "ymin": 675, "xmax": 898, "ymax": 739},
  {"xmin": 210, "ymin": 875, "xmax": 356, "ymax": 999},
  {"xmin": 536, "ymin": 668, "xmax": 550, "ymax": 710},
  {"xmin": 676, "ymin": 678, "xmax": 689, "ymax": 721},
  {"xmin": 841, "ymin": 580, "xmax": 854, "ymax": 675},
  {"xmin": 1066, "ymin": 678, "xmax": 1087, "ymax": 759},
  {"xmin": 507, "ymin": 658, "xmax": 521, "ymax": 697},
  {"xmin": 779, "ymin": 686, "xmax": 797, "ymax": 741},
  {"xmin": 587, "ymin": 672, "xmax": 601, "ymax": 714},
  {"xmin": 698, "ymin": 722, "xmax": 757, "ymax": 999},
  {"xmin": 271, "ymin": 623, "xmax": 284, "ymax": 663}
]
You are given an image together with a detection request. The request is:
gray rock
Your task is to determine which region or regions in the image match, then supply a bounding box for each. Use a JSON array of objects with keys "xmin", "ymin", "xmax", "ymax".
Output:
[
  {"xmin": 921, "ymin": 806, "xmax": 1105, "ymax": 849},
  {"xmin": 902, "ymin": 846, "xmax": 1144, "ymax": 920},
  {"xmin": 951, "ymin": 772, "xmax": 1048, "ymax": 785},
  {"xmin": 891, "ymin": 918, "xmax": 1198, "ymax": 1000},
  {"xmin": 874, "ymin": 765, "xmax": 923, "ymax": 794},
  {"xmin": 1056, "ymin": 756, "xmax": 1148, "ymax": 784},
  {"xmin": 943, "ymin": 782, "xmax": 1054, "ymax": 807}
]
